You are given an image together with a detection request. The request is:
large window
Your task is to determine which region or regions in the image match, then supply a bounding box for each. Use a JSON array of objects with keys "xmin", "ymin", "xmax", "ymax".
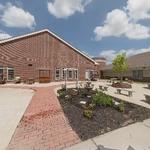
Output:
[
  {"xmin": 0, "ymin": 67, "xmax": 4, "ymax": 80},
  {"xmin": 68, "ymin": 69, "xmax": 73, "ymax": 79},
  {"xmin": 55, "ymin": 68, "xmax": 61, "ymax": 80},
  {"xmin": 62, "ymin": 68, "xmax": 65, "ymax": 79},
  {"xmin": 133, "ymin": 70, "xmax": 143, "ymax": 80},
  {"xmin": 74, "ymin": 69, "xmax": 78, "ymax": 79},
  {"xmin": 7, "ymin": 67, "xmax": 14, "ymax": 80}
]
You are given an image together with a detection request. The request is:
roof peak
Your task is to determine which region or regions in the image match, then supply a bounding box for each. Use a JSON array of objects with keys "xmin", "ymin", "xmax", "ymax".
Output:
[{"xmin": 0, "ymin": 29, "xmax": 97, "ymax": 65}]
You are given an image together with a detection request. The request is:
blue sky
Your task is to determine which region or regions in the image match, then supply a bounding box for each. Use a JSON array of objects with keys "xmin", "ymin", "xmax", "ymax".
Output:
[{"xmin": 0, "ymin": 0, "xmax": 150, "ymax": 63}]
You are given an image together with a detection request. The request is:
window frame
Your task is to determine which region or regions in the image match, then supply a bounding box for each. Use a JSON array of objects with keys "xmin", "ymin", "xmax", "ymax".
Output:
[
  {"xmin": 0, "ymin": 67, "xmax": 4, "ymax": 80},
  {"xmin": 7, "ymin": 67, "xmax": 15, "ymax": 81},
  {"xmin": 55, "ymin": 68, "xmax": 61, "ymax": 80},
  {"xmin": 74, "ymin": 69, "xmax": 78, "ymax": 79},
  {"xmin": 68, "ymin": 69, "xmax": 73, "ymax": 79}
]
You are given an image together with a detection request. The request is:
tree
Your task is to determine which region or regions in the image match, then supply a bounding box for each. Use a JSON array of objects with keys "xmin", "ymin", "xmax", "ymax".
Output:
[{"xmin": 112, "ymin": 53, "xmax": 128, "ymax": 83}]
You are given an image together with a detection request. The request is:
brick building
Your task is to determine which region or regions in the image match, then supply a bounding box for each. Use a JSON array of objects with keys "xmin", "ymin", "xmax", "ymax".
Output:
[
  {"xmin": 0, "ymin": 29, "xmax": 104, "ymax": 83},
  {"xmin": 102, "ymin": 52, "xmax": 150, "ymax": 82}
]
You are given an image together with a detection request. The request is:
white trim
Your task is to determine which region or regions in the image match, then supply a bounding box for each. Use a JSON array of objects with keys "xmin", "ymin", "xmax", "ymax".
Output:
[
  {"xmin": 74, "ymin": 69, "xmax": 78, "ymax": 79},
  {"xmin": 68, "ymin": 69, "xmax": 73, "ymax": 79},
  {"xmin": 7, "ymin": 67, "xmax": 15, "ymax": 81},
  {"xmin": 55, "ymin": 68, "xmax": 61, "ymax": 80},
  {"xmin": 0, "ymin": 29, "xmax": 97, "ymax": 65}
]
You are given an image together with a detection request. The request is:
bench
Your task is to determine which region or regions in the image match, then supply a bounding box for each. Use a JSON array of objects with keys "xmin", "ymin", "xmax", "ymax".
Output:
[
  {"xmin": 145, "ymin": 94, "xmax": 150, "ymax": 101},
  {"xmin": 0, "ymin": 78, "xmax": 6, "ymax": 84},
  {"xmin": 117, "ymin": 88, "xmax": 133, "ymax": 97},
  {"xmin": 148, "ymin": 83, "xmax": 150, "ymax": 89},
  {"xmin": 99, "ymin": 85, "xmax": 108, "ymax": 91}
]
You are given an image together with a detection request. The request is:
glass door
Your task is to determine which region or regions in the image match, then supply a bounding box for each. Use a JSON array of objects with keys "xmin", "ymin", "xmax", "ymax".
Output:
[{"xmin": 7, "ymin": 68, "xmax": 15, "ymax": 81}]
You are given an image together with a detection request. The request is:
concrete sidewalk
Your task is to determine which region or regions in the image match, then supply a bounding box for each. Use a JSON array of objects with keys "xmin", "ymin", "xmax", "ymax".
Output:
[
  {"xmin": 0, "ymin": 88, "xmax": 34, "ymax": 150},
  {"xmin": 93, "ymin": 81, "xmax": 150, "ymax": 109},
  {"xmin": 65, "ymin": 119, "xmax": 150, "ymax": 150}
]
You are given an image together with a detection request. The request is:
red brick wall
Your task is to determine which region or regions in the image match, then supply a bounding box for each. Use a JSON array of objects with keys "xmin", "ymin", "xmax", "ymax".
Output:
[{"xmin": 0, "ymin": 31, "xmax": 96, "ymax": 82}]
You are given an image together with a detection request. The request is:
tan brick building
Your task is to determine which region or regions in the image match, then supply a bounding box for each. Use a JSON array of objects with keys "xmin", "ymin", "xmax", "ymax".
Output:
[
  {"xmin": 102, "ymin": 52, "xmax": 150, "ymax": 82},
  {"xmin": 0, "ymin": 29, "xmax": 104, "ymax": 83}
]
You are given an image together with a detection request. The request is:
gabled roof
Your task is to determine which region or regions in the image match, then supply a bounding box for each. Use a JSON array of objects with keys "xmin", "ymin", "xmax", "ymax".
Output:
[{"xmin": 0, "ymin": 29, "xmax": 97, "ymax": 65}]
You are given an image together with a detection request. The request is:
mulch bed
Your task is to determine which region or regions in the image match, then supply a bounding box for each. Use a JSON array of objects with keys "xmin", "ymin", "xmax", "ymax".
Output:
[
  {"xmin": 112, "ymin": 82, "xmax": 132, "ymax": 88},
  {"xmin": 58, "ymin": 88, "xmax": 150, "ymax": 141}
]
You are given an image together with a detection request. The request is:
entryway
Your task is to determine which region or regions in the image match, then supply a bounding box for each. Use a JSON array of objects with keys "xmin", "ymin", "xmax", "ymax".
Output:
[
  {"xmin": 39, "ymin": 69, "xmax": 51, "ymax": 83},
  {"xmin": 85, "ymin": 70, "xmax": 94, "ymax": 80}
]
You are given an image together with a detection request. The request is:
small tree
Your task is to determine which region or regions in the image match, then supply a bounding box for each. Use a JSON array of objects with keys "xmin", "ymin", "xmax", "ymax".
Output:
[{"xmin": 112, "ymin": 53, "xmax": 128, "ymax": 83}]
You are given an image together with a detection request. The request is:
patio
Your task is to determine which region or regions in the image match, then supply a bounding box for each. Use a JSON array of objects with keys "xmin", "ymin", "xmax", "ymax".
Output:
[
  {"xmin": 93, "ymin": 80, "xmax": 150, "ymax": 109},
  {"xmin": 1, "ymin": 80, "xmax": 150, "ymax": 150}
]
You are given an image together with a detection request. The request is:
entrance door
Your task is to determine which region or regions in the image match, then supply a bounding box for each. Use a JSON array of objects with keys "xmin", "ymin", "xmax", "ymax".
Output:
[
  {"xmin": 39, "ymin": 70, "xmax": 51, "ymax": 83},
  {"xmin": 85, "ymin": 70, "xmax": 93, "ymax": 80},
  {"xmin": 85, "ymin": 71, "xmax": 90, "ymax": 80}
]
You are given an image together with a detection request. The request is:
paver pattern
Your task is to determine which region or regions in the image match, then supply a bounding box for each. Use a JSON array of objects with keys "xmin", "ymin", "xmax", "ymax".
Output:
[{"xmin": 7, "ymin": 86, "xmax": 80, "ymax": 150}]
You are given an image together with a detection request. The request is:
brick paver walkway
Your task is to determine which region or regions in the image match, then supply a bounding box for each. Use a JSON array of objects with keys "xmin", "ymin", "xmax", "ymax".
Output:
[{"xmin": 7, "ymin": 86, "xmax": 80, "ymax": 150}]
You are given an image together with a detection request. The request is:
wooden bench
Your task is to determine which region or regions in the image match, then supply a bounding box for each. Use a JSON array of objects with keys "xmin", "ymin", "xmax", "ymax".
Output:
[
  {"xmin": 148, "ymin": 83, "xmax": 150, "ymax": 89},
  {"xmin": 117, "ymin": 88, "xmax": 133, "ymax": 97},
  {"xmin": 0, "ymin": 78, "xmax": 6, "ymax": 84},
  {"xmin": 145, "ymin": 94, "xmax": 150, "ymax": 101},
  {"xmin": 99, "ymin": 85, "xmax": 108, "ymax": 91}
]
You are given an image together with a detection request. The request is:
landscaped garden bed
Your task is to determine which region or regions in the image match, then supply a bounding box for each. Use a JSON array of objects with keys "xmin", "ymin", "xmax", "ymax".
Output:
[
  {"xmin": 112, "ymin": 82, "xmax": 132, "ymax": 88},
  {"xmin": 57, "ymin": 87, "xmax": 150, "ymax": 141}
]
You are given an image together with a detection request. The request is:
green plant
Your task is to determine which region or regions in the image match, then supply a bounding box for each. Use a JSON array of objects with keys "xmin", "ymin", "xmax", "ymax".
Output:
[
  {"xmin": 118, "ymin": 102, "xmax": 125, "ymax": 112},
  {"xmin": 58, "ymin": 90, "xmax": 66, "ymax": 99},
  {"xmin": 112, "ymin": 53, "xmax": 128, "ymax": 83},
  {"xmin": 92, "ymin": 91, "xmax": 113, "ymax": 107},
  {"xmin": 83, "ymin": 109, "xmax": 93, "ymax": 119}
]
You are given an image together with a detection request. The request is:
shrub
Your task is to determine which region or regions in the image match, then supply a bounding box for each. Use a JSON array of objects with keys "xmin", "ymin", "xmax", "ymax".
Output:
[
  {"xmin": 118, "ymin": 101, "xmax": 125, "ymax": 112},
  {"xmin": 58, "ymin": 90, "xmax": 66, "ymax": 99},
  {"xmin": 92, "ymin": 91, "xmax": 113, "ymax": 107},
  {"xmin": 61, "ymin": 84, "xmax": 67, "ymax": 91},
  {"xmin": 83, "ymin": 109, "xmax": 93, "ymax": 119}
]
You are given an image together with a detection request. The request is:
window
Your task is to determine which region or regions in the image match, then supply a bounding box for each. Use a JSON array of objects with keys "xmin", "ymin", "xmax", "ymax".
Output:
[
  {"xmin": 68, "ymin": 70, "xmax": 73, "ymax": 79},
  {"xmin": 62, "ymin": 68, "xmax": 66, "ymax": 80},
  {"xmin": 55, "ymin": 68, "xmax": 60, "ymax": 80},
  {"xmin": 7, "ymin": 67, "xmax": 14, "ymax": 80},
  {"xmin": 74, "ymin": 69, "xmax": 78, "ymax": 79},
  {"xmin": 133, "ymin": 70, "xmax": 143, "ymax": 80},
  {"xmin": 0, "ymin": 67, "xmax": 4, "ymax": 80}
]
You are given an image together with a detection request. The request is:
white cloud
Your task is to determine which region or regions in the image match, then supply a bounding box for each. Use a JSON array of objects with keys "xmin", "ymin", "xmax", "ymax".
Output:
[
  {"xmin": 0, "ymin": 3, "xmax": 36, "ymax": 29},
  {"xmin": 0, "ymin": 30, "xmax": 12, "ymax": 40},
  {"xmin": 94, "ymin": 9, "xmax": 150, "ymax": 40},
  {"xmin": 126, "ymin": 0, "xmax": 150, "ymax": 21},
  {"xmin": 94, "ymin": 0, "xmax": 150, "ymax": 40},
  {"xmin": 47, "ymin": 0, "xmax": 93, "ymax": 19},
  {"xmin": 100, "ymin": 47, "xmax": 150, "ymax": 63}
]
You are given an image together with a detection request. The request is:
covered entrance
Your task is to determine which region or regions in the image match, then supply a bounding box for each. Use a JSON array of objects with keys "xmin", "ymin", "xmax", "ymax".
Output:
[
  {"xmin": 85, "ymin": 70, "xmax": 94, "ymax": 80},
  {"xmin": 39, "ymin": 69, "xmax": 51, "ymax": 83}
]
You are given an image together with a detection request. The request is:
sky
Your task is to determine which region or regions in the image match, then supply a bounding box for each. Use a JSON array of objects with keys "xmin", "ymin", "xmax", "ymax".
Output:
[{"xmin": 0, "ymin": 0, "xmax": 150, "ymax": 63}]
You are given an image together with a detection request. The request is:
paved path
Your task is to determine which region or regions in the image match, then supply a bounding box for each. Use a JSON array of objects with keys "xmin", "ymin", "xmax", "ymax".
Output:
[
  {"xmin": 0, "ymin": 88, "xmax": 34, "ymax": 150},
  {"xmin": 65, "ymin": 119, "xmax": 150, "ymax": 150},
  {"xmin": 7, "ymin": 86, "xmax": 80, "ymax": 150}
]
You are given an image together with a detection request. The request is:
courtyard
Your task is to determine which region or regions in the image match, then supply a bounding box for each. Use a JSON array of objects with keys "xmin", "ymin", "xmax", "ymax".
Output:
[{"xmin": 0, "ymin": 80, "xmax": 150, "ymax": 150}]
